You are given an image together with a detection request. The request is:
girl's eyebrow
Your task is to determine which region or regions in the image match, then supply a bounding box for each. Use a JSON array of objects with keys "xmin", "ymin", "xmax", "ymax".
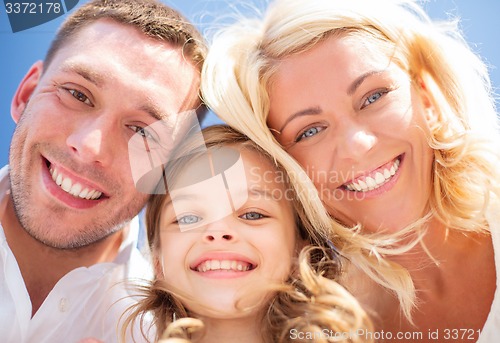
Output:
[
  {"xmin": 247, "ymin": 187, "xmax": 281, "ymax": 203},
  {"xmin": 164, "ymin": 193, "xmax": 197, "ymax": 207}
]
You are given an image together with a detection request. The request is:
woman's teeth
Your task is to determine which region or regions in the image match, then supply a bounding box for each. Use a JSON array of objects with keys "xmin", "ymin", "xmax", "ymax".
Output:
[
  {"xmin": 345, "ymin": 158, "xmax": 400, "ymax": 192},
  {"xmin": 49, "ymin": 166, "xmax": 102, "ymax": 200}
]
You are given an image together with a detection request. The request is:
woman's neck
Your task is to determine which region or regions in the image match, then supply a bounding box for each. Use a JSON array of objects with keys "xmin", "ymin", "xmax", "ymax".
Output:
[
  {"xmin": 392, "ymin": 218, "xmax": 488, "ymax": 286},
  {"xmin": 351, "ymin": 217, "xmax": 495, "ymax": 336}
]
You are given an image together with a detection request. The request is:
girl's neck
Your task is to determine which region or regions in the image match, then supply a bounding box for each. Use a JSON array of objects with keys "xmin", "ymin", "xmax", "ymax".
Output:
[{"xmin": 193, "ymin": 315, "xmax": 263, "ymax": 343}]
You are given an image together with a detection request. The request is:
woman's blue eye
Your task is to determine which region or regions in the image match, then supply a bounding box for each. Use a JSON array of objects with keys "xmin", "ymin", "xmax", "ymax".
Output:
[
  {"xmin": 178, "ymin": 214, "xmax": 202, "ymax": 225},
  {"xmin": 239, "ymin": 212, "xmax": 264, "ymax": 220},
  {"xmin": 296, "ymin": 126, "xmax": 322, "ymax": 142},
  {"xmin": 367, "ymin": 92, "xmax": 382, "ymax": 104},
  {"xmin": 362, "ymin": 90, "xmax": 388, "ymax": 108}
]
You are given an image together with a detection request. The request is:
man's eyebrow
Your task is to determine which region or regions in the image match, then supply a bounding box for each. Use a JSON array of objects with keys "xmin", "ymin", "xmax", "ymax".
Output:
[
  {"xmin": 60, "ymin": 63, "xmax": 105, "ymax": 87},
  {"xmin": 140, "ymin": 103, "xmax": 168, "ymax": 121},
  {"xmin": 61, "ymin": 63, "xmax": 169, "ymax": 121},
  {"xmin": 278, "ymin": 106, "xmax": 322, "ymax": 133},
  {"xmin": 347, "ymin": 70, "xmax": 385, "ymax": 96}
]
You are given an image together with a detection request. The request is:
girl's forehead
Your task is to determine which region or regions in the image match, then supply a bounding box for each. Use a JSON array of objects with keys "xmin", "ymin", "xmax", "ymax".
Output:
[
  {"xmin": 170, "ymin": 145, "xmax": 278, "ymax": 189},
  {"xmin": 162, "ymin": 145, "xmax": 289, "ymax": 232},
  {"xmin": 170, "ymin": 146, "xmax": 242, "ymax": 189}
]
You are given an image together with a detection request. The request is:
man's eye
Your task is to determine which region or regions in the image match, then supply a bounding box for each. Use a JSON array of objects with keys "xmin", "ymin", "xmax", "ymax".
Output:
[
  {"xmin": 177, "ymin": 214, "xmax": 202, "ymax": 225},
  {"xmin": 68, "ymin": 89, "xmax": 92, "ymax": 106},
  {"xmin": 239, "ymin": 212, "xmax": 265, "ymax": 220},
  {"xmin": 130, "ymin": 125, "xmax": 156, "ymax": 141}
]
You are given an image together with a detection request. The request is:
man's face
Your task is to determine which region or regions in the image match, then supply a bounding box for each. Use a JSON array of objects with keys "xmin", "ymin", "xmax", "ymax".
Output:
[{"xmin": 9, "ymin": 19, "xmax": 200, "ymax": 249}]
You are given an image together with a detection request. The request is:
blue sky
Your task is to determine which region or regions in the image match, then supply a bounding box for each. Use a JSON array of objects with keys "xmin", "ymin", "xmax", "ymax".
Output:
[{"xmin": 1, "ymin": 0, "xmax": 499, "ymax": 166}]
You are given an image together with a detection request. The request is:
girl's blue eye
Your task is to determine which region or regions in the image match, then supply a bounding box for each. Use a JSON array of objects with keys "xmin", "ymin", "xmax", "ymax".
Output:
[
  {"xmin": 239, "ymin": 212, "xmax": 264, "ymax": 220},
  {"xmin": 178, "ymin": 214, "xmax": 202, "ymax": 225},
  {"xmin": 296, "ymin": 126, "xmax": 323, "ymax": 142}
]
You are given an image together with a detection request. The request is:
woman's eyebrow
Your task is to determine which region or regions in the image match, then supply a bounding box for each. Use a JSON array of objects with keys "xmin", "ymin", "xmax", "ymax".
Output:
[
  {"xmin": 279, "ymin": 106, "xmax": 322, "ymax": 133},
  {"xmin": 347, "ymin": 70, "xmax": 386, "ymax": 96}
]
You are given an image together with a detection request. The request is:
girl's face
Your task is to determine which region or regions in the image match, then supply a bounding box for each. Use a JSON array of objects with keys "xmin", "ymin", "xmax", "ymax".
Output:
[
  {"xmin": 157, "ymin": 147, "xmax": 298, "ymax": 318},
  {"xmin": 267, "ymin": 35, "xmax": 434, "ymax": 233}
]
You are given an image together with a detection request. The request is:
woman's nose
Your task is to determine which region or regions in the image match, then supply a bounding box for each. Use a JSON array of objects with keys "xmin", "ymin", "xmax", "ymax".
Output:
[{"xmin": 336, "ymin": 126, "xmax": 377, "ymax": 161}]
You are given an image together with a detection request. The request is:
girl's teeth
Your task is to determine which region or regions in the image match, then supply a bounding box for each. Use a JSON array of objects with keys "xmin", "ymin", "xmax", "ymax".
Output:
[
  {"xmin": 211, "ymin": 260, "xmax": 221, "ymax": 270},
  {"xmin": 196, "ymin": 259, "xmax": 252, "ymax": 272}
]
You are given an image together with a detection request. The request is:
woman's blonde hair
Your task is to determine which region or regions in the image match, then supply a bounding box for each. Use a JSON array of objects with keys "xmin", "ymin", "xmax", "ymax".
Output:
[
  {"xmin": 201, "ymin": 0, "xmax": 500, "ymax": 321},
  {"xmin": 122, "ymin": 125, "xmax": 373, "ymax": 342}
]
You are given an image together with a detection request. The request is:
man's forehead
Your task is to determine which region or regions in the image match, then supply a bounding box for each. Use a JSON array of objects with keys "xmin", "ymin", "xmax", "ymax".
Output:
[{"xmin": 52, "ymin": 40, "xmax": 197, "ymax": 121}]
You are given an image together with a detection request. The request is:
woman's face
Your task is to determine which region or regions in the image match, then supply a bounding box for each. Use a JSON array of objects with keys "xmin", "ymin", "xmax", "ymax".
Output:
[{"xmin": 268, "ymin": 34, "xmax": 434, "ymax": 233}]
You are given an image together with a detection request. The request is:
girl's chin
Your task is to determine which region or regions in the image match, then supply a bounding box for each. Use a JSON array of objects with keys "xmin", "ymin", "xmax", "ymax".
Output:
[
  {"xmin": 188, "ymin": 297, "xmax": 266, "ymax": 319},
  {"xmin": 192, "ymin": 307, "xmax": 256, "ymax": 320}
]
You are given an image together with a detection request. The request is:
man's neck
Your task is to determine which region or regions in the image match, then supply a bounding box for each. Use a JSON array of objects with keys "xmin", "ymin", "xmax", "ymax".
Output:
[{"xmin": 1, "ymin": 196, "xmax": 125, "ymax": 316}]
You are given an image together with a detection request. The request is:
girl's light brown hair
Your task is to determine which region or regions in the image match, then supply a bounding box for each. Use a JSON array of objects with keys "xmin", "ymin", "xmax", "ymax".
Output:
[{"xmin": 122, "ymin": 125, "xmax": 373, "ymax": 342}]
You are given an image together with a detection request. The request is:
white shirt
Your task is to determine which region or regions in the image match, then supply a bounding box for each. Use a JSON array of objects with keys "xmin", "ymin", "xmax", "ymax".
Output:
[
  {"xmin": 0, "ymin": 166, "xmax": 154, "ymax": 343},
  {"xmin": 477, "ymin": 208, "xmax": 500, "ymax": 343}
]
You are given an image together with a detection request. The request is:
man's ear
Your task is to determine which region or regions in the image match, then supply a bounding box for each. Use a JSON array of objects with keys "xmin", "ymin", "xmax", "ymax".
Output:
[{"xmin": 11, "ymin": 61, "xmax": 43, "ymax": 123}]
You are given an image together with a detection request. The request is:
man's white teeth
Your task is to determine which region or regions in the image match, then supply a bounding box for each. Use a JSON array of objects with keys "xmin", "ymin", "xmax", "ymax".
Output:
[
  {"xmin": 345, "ymin": 158, "xmax": 400, "ymax": 192},
  {"xmin": 196, "ymin": 260, "xmax": 252, "ymax": 272},
  {"xmin": 50, "ymin": 166, "xmax": 102, "ymax": 200}
]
